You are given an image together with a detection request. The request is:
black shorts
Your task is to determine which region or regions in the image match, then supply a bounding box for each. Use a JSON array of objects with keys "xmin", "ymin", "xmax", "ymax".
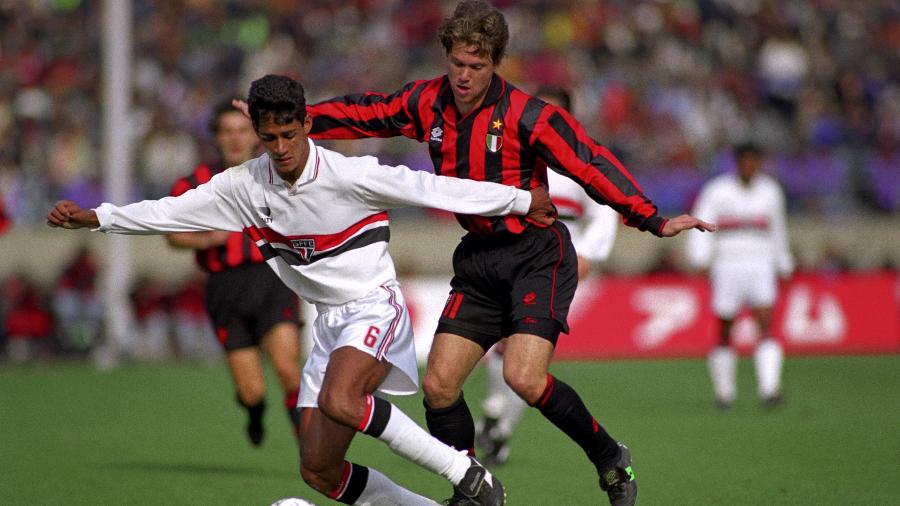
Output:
[
  {"xmin": 436, "ymin": 221, "xmax": 578, "ymax": 350},
  {"xmin": 205, "ymin": 263, "xmax": 301, "ymax": 351}
]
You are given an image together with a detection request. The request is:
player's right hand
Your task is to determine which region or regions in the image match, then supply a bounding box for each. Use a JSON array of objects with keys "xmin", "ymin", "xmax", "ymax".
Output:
[
  {"xmin": 526, "ymin": 186, "xmax": 557, "ymax": 227},
  {"xmin": 47, "ymin": 200, "xmax": 96, "ymax": 230}
]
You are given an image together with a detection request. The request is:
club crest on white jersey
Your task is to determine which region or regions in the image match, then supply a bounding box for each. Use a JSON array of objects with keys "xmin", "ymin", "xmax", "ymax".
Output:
[{"xmin": 291, "ymin": 238, "xmax": 316, "ymax": 262}]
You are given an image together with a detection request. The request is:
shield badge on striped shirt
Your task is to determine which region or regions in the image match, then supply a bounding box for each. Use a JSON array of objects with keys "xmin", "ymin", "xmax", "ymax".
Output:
[
  {"xmin": 486, "ymin": 133, "xmax": 502, "ymax": 153},
  {"xmin": 290, "ymin": 239, "xmax": 315, "ymax": 262}
]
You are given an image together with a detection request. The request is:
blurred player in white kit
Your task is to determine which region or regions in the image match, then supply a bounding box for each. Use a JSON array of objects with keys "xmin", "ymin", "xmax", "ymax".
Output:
[
  {"xmin": 686, "ymin": 142, "xmax": 794, "ymax": 409},
  {"xmin": 475, "ymin": 88, "xmax": 620, "ymax": 466}
]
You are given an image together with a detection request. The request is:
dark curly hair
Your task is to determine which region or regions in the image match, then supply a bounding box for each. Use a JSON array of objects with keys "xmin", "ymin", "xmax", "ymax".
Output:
[
  {"xmin": 438, "ymin": 0, "xmax": 508, "ymax": 64},
  {"xmin": 247, "ymin": 74, "xmax": 306, "ymax": 129}
]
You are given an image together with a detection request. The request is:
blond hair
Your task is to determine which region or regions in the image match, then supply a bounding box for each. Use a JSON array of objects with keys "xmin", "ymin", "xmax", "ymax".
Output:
[{"xmin": 438, "ymin": 1, "xmax": 509, "ymax": 64}]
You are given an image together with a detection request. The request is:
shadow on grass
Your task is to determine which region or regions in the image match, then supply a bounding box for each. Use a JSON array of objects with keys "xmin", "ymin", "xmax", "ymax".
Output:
[{"xmin": 95, "ymin": 460, "xmax": 296, "ymax": 479}]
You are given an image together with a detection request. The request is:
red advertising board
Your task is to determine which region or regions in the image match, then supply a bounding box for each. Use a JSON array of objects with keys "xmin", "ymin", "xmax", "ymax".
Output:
[
  {"xmin": 554, "ymin": 272, "xmax": 900, "ymax": 359},
  {"xmin": 312, "ymin": 272, "xmax": 900, "ymax": 364}
]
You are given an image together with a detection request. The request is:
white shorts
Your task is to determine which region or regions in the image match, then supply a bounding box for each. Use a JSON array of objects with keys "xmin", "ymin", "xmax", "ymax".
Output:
[
  {"xmin": 298, "ymin": 281, "xmax": 419, "ymax": 408},
  {"xmin": 709, "ymin": 261, "xmax": 777, "ymax": 319}
]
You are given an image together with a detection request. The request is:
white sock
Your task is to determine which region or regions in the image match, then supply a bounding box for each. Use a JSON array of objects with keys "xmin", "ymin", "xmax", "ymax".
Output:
[
  {"xmin": 360, "ymin": 395, "xmax": 471, "ymax": 486},
  {"xmin": 350, "ymin": 465, "xmax": 438, "ymax": 506},
  {"xmin": 708, "ymin": 346, "xmax": 737, "ymax": 403},
  {"xmin": 754, "ymin": 339, "xmax": 784, "ymax": 399},
  {"xmin": 482, "ymin": 354, "xmax": 507, "ymax": 419}
]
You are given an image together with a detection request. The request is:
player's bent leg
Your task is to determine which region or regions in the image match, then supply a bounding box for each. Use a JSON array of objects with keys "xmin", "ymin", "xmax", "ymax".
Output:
[
  {"xmin": 500, "ymin": 334, "xmax": 554, "ymax": 404},
  {"xmin": 226, "ymin": 347, "xmax": 267, "ymax": 445},
  {"xmin": 262, "ymin": 321, "xmax": 303, "ymax": 434},
  {"xmin": 506, "ymin": 332, "xmax": 635, "ymax": 505},
  {"xmin": 299, "ymin": 406, "xmax": 356, "ymax": 494},
  {"xmin": 263, "ymin": 321, "xmax": 302, "ymax": 390},
  {"xmin": 422, "ymin": 332, "xmax": 485, "ymax": 454},
  {"xmin": 320, "ymin": 346, "xmax": 504, "ymax": 505},
  {"xmin": 423, "ymin": 333, "xmax": 485, "ymax": 408}
]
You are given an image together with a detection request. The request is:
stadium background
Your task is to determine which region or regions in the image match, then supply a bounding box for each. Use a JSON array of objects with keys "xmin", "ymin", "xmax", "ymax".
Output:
[{"xmin": 1, "ymin": 1, "xmax": 898, "ymax": 504}]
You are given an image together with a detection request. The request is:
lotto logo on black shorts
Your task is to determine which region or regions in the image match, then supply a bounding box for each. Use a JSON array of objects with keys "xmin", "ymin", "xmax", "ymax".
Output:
[{"xmin": 523, "ymin": 292, "xmax": 537, "ymax": 305}]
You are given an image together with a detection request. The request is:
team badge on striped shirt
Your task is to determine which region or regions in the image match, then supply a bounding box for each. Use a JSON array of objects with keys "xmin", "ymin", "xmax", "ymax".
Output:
[
  {"xmin": 290, "ymin": 238, "xmax": 316, "ymax": 262},
  {"xmin": 486, "ymin": 133, "xmax": 502, "ymax": 153}
]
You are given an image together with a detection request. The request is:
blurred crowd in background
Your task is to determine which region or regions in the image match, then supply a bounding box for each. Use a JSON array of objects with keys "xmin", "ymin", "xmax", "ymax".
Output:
[{"xmin": 1, "ymin": 0, "xmax": 898, "ymax": 362}]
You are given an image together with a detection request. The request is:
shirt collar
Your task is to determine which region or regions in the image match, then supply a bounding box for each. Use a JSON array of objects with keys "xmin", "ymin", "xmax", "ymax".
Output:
[{"xmin": 267, "ymin": 138, "xmax": 319, "ymax": 189}]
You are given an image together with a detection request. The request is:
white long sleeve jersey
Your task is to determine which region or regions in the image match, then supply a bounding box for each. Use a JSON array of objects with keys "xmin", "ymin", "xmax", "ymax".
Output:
[
  {"xmin": 95, "ymin": 139, "xmax": 531, "ymax": 305},
  {"xmin": 547, "ymin": 168, "xmax": 618, "ymax": 262},
  {"xmin": 685, "ymin": 173, "xmax": 793, "ymax": 275}
]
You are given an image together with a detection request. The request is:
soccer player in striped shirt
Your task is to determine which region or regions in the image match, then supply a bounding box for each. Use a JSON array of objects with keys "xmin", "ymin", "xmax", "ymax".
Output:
[
  {"xmin": 475, "ymin": 87, "xmax": 620, "ymax": 469},
  {"xmin": 166, "ymin": 101, "xmax": 304, "ymax": 447},
  {"xmin": 48, "ymin": 74, "xmax": 561, "ymax": 506},
  {"xmin": 296, "ymin": 2, "xmax": 715, "ymax": 504}
]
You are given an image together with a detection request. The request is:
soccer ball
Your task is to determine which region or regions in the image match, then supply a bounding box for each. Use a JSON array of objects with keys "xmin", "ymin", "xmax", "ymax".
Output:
[{"xmin": 270, "ymin": 498, "xmax": 316, "ymax": 506}]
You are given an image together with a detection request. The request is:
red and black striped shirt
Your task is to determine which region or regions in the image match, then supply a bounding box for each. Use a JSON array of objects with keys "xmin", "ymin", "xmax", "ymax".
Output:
[
  {"xmin": 169, "ymin": 163, "xmax": 265, "ymax": 272},
  {"xmin": 309, "ymin": 74, "xmax": 666, "ymax": 236}
]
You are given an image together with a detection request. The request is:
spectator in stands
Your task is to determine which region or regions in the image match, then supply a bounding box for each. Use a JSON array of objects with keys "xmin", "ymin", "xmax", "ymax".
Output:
[
  {"xmin": 3, "ymin": 274, "xmax": 54, "ymax": 363},
  {"xmin": 129, "ymin": 275, "xmax": 172, "ymax": 361},
  {"xmin": 2, "ymin": 1, "xmax": 898, "ymax": 224},
  {"xmin": 0, "ymin": 192, "xmax": 10, "ymax": 235},
  {"xmin": 52, "ymin": 246, "xmax": 103, "ymax": 355}
]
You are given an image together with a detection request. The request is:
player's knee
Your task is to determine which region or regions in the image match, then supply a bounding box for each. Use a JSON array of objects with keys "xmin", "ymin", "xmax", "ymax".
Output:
[
  {"xmin": 422, "ymin": 371, "xmax": 460, "ymax": 408},
  {"xmin": 316, "ymin": 388, "xmax": 361, "ymax": 427},
  {"xmin": 299, "ymin": 460, "xmax": 339, "ymax": 495},
  {"xmin": 503, "ymin": 366, "xmax": 545, "ymax": 404}
]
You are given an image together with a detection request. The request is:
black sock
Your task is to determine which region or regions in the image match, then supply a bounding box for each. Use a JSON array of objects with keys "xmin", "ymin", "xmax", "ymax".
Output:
[
  {"xmin": 424, "ymin": 391, "xmax": 475, "ymax": 455},
  {"xmin": 237, "ymin": 395, "xmax": 266, "ymax": 422},
  {"xmin": 330, "ymin": 461, "xmax": 369, "ymax": 504},
  {"xmin": 532, "ymin": 375, "xmax": 620, "ymax": 471},
  {"xmin": 284, "ymin": 388, "xmax": 301, "ymax": 435},
  {"xmin": 237, "ymin": 395, "xmax": 266, "ymax": 445},
  {"xmin": 359, "ymin": 395, "xmax": 392, "ymax": 437}
]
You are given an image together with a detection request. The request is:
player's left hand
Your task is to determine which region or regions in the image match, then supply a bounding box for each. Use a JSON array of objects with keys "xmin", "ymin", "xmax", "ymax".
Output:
[
  {"xmin": 47, "ymin": 200, "xmax": 99, "ymax": 230},
  {"xmin": 660, "ymin": 214, "xmax": 716, "ymax": 237},
  {"xmin": 526, "ymin": 186, "xmax": 557, "ymax": 226}
]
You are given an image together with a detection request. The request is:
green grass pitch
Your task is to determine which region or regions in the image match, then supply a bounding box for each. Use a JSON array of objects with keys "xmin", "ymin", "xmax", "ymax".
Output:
[{"xmin": 2, "ymin": 355, "xmax": 898, "ymax": 505}]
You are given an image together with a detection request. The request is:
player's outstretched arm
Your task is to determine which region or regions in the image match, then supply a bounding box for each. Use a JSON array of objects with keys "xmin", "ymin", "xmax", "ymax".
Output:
[
  {"xmin": 526, "ymin": 186, "xmax": 556, "ymax": 226},
  {"xmin": 47, "ymin": 200, "xmax": 99, "ymax": 230},
  {"xmin": 660, "ymin": 214, "xmax": 716, "ymax": 237}
]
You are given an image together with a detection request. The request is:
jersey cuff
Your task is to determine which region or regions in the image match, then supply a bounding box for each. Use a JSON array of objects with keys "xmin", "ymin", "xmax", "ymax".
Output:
[
  {"xmin": 92, "ymin": 204, "xmax": 114, "ymax": 232},
  {"xmin": 511, "ymin": 189, "xmax": 532, "ymax": 215},
  {"xmin": 643, "ymin": 215, "xmax": 666, "ymax": 237}
]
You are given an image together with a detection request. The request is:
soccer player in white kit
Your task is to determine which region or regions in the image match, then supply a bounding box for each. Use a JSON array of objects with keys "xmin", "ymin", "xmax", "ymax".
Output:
[
  {"xmin": 475, "ymin": 88, "xmax": 620, "ymax": 466},
  {"xmin": 47, "ymin": 75, "xmax": 558, "ymax": 506},
  {"xmin": 686, "ymin": 142, "xmax": 794, "ymax": 409}
]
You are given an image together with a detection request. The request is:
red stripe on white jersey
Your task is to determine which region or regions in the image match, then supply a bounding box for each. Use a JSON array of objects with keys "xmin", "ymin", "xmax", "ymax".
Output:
[
  {"xmin": 377, "ymin": 284, "xmax": 402, "ymax": 360},
  {"xmin": 244, "ymin": 212, "xmax": 388, "ymax": 252}
]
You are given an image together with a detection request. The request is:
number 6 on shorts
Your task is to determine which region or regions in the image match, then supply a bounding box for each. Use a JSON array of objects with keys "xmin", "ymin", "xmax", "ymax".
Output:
[{"xmin": 364, "ymin": 326, "xmax": 380, "ymax": 347}]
